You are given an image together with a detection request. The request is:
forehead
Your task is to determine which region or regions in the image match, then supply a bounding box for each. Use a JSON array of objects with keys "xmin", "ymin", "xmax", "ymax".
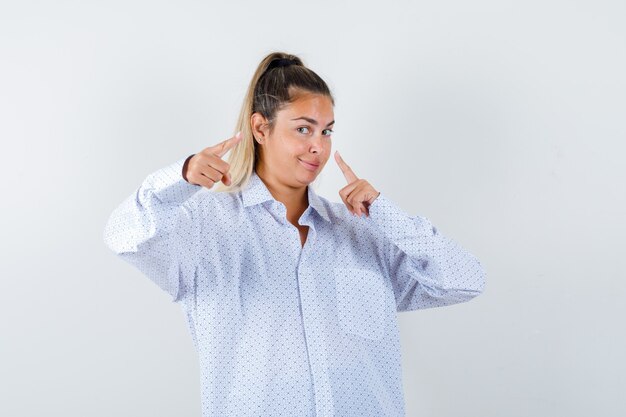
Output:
[{"xmin": 278, "ymin": 92, "xmax": 334, "ymax": 121}]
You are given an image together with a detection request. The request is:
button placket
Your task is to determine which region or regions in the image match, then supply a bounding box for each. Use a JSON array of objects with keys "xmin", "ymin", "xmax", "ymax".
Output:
[{"xmin": 297, "ymin": 226, "xmax": 335, "ymax": 417}]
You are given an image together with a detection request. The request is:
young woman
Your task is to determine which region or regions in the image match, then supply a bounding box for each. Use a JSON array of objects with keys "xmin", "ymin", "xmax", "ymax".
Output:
[{"xmin": 103, "ymin": 52, "xmax": 486, "ymax": 417}]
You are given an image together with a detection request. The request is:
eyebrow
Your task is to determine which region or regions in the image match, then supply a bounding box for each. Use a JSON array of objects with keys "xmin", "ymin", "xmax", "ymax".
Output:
[{"xmin": 290, "ymin": 117, "xmax": 335, "ymax": 127}]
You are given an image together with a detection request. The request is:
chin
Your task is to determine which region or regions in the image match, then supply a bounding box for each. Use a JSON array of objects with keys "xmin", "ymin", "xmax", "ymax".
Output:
[
  {"xmin": 295, "ymin": 171, "xmax": 319, "ymax": 185},
  {"xmin": 296, "ymin": 175, "xmax": 316, "ymax": 185}
]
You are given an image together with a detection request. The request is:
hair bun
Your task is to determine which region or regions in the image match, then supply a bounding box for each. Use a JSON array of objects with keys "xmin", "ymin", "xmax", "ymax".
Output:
[{"xmin": 267, "ymin": 58, "xmax": 298, "ymax": 71}]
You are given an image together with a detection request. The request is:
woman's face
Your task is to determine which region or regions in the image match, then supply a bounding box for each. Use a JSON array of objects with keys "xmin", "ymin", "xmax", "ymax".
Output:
[{"xmin": 253, "ymin": 91, "xmax": 334, "ymax": 187}]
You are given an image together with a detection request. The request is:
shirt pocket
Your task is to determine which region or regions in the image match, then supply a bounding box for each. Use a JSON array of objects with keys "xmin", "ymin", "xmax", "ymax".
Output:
[{"xmin": 333, "ymin": 267, "xmax": 387, "ymax": 340}]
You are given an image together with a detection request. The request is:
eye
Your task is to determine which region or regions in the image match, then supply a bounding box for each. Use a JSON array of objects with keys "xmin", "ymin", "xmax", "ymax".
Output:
[
  {"xmin": 323, "ymin": 129, "xmax": 333, "ymax": 136},
  {"xmin": 297, "ymin": 126, "xmax": 310, "ymax": 134}
]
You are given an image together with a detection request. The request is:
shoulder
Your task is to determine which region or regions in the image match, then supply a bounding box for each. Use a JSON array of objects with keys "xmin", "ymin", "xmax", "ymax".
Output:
[
  {"xmin": 316, "ymin": 194, "xmax": 377, "ymax": 223},
  {"xmin": 317, "ymin": 194, "xmax": 382, "ymax": 237},
  {"xmin": 183, "ymin": 187, "xmax": 243, "ymax": 219},
  {"xmin": 316, "ymin": 194, "xmax": 390, "ymax": 272}
]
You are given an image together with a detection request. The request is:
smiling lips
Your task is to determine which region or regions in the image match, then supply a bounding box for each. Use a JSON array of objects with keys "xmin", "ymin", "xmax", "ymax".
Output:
[{"xmin": 299, "ymin": 158, "xmax": 320, "ymax": 171}]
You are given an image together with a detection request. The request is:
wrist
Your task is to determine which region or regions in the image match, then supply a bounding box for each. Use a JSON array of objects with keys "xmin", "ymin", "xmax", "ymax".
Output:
[{"xmin": 182, "ymin": 153, "xmax": 195, "ymax": 182}]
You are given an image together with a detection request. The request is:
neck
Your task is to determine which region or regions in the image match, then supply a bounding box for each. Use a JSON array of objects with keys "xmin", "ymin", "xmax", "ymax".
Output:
[{"xmin": 255, "ymin": 165, "xmax": 309, "ymax": 224}]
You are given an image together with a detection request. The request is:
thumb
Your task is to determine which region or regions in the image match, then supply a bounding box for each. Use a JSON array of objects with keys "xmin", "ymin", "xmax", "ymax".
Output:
[{"xmin": 222, "ymin": 171, "xmax": 232, "ymax": 186}]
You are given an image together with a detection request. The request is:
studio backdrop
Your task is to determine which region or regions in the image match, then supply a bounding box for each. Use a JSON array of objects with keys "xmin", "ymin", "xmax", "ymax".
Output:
[{"xmin": 0, "ymin": 1, "xmax": 624, "ymax": 416}]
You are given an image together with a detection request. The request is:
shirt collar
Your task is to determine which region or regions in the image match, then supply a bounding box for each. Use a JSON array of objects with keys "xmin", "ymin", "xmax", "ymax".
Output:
[{"xmin": 242, "ymin": 170, "xmax": 331, "ymax": 223}]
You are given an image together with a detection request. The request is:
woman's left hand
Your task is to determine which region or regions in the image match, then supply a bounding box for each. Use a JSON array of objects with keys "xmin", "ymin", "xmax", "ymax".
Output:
[{"xmin": 334, "ymin": 151, "xmax": 381, "ymax": 218}]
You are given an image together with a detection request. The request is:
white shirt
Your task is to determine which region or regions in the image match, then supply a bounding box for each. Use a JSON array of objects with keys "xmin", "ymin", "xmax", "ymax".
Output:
[{"xmin": 103, "ymin": 156, "xmax": 486, "ymax": 416}]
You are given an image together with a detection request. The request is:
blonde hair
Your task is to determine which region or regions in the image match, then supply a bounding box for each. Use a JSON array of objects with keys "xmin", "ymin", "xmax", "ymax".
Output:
[{"xmin": 212, "ymin": 51, "xmax": 334, "ymax": 193}]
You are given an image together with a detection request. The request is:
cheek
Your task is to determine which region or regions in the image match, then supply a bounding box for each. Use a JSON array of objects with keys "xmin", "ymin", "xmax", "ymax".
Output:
[
  {"xmin": 286, "ymin": 139, "xmax": 309, "ymax": 156},
  {"xmin": 269, "ymin": 135, "xmax": 300, "ymax": 159},
  {"xmin": 321, "ymin": 139, "xmax": 332, "ymax": 155}
]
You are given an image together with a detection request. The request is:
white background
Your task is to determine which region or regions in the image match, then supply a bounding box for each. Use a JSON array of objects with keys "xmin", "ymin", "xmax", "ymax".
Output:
[{"xmin": 1, "ymin": 1, "xmax": 624, "ymax": 416}]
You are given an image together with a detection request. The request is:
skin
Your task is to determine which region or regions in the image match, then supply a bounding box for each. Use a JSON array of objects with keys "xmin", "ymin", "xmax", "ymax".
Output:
[
  {"xmin": 251, "ymin": 91, "xmax": 334, "ymax": 231},
  {"xmin": 185, "ymin": 90, "xmax": 381, "ymax": 247}
]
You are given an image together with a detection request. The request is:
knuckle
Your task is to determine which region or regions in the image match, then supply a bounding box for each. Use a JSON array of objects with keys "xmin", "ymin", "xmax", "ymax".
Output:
[{"xmin": 206, "ymin": 146, "xmax": 220, "ymax": 157}]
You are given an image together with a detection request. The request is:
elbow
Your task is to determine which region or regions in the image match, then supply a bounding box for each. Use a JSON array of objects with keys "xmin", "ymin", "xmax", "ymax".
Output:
[
  {"xmin": 102, "ymin": 194, "xmax": 153, "ymax": 255},
  {"xmin": 466, "ymin": 257, "xmax": 487, "ymax": 297},
  {"xmin": 476, "ymin": 257, "xmax": 487, "ymax": 292},
  {"xmin": 102, "ymin": 214, "xmax": 121, "ymax": 254},
  {"xmin": 102, "ymin": 209, "xmax": 141, "ymax": 255},
  {"xmin": 434, "ymin": 253, "xmax": 487, "ymax": 295},
  {"xmin": 440, "ymin": 255, "xmax": 487, "ymax": 303}
]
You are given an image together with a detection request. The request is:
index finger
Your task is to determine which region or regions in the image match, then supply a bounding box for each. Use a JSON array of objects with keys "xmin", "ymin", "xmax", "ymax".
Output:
[
  {"xmin": 213, "ymin": 131, "xmax": 243, "ymax": 158},
  {"xmin": 334, "ymin": 150, "xmax": 359, "ymax": 183}
]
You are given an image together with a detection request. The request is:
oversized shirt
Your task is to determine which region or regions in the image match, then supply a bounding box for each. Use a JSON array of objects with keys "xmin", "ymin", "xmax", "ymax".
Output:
[{"xmin": 103, "ymin": 156, "xmax": 486, "ymax": 417}]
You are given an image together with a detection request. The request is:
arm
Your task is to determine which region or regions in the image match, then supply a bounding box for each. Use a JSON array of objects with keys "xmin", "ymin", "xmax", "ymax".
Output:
[
  {"xmin": 368, "ymin": 194, "xmax": 486, "ymax": 312},
  {"xmin": 103, "ymin": 156, "xmax": 201, "ymax": 303}
]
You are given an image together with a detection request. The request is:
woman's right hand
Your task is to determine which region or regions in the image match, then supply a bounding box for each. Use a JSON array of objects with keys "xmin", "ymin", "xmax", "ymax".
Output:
[{"xmin": 183, "ymin": 132, "xmax": 243, "ymax": 189}]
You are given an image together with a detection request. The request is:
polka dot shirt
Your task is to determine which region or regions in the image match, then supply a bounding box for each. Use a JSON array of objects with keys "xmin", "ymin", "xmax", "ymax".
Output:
[{"xmin": 103, "ymin": 156, "xmax": 486, "ymax": 417}]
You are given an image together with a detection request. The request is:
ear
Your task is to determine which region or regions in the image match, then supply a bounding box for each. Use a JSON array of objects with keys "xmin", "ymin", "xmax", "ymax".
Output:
[{"xmin": 251, "ymin": 112, "xmax": 270, "ymax": 144}]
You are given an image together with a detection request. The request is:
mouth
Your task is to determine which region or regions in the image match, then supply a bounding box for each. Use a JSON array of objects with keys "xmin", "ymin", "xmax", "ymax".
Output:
[{"xmin": 298, "ymin": 158, "xmax": 320, "ymax": 171}]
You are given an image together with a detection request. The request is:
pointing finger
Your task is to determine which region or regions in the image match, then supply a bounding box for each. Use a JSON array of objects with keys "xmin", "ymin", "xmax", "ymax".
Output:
[
  {"xmin": 334, "ymin": 151, "xmax": 358, "ymax": 184},
  {"xmin": 214, "ymin": 131, "xmax": 243, "ymax": 158}
]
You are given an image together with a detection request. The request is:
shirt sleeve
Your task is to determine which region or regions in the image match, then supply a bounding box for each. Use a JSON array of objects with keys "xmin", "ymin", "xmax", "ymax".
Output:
[
  {"xmin": 103, "ymin": 156, "xmax": 201, "ymax": 303},
  {"xmin": 367, "ymin": 193, "xmax": 486, "ymax": 312}
]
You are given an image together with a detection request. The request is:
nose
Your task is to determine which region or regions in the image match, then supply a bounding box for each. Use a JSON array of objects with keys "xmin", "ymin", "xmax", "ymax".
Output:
[{"xmin": 309, "ymin": 133, "xmax": 326, "ymax": 154}]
